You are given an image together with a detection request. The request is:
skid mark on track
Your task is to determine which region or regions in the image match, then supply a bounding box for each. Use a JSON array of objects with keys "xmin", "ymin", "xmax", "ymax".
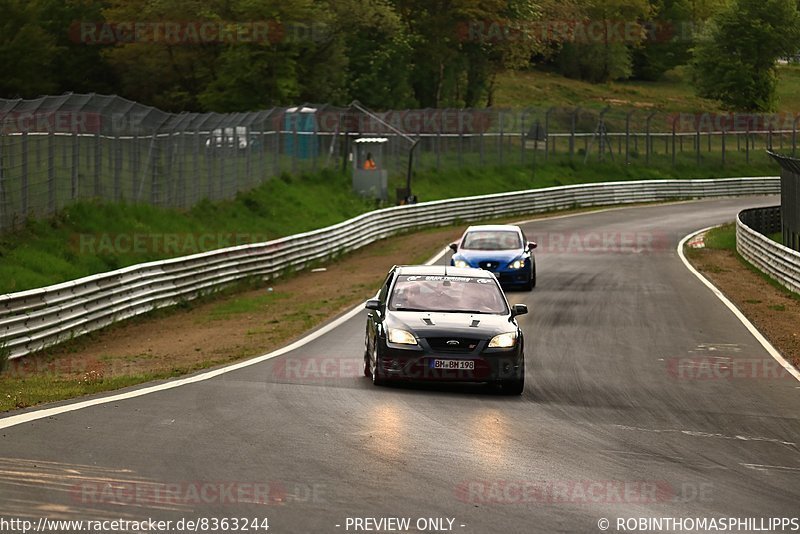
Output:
[
  {"xmin": 741, "ymin": 463, "xmax": 800, "ymax": 472},
  {"xmin": 612, "ymin": 424, "xmax": 796, "ymax": 447}
]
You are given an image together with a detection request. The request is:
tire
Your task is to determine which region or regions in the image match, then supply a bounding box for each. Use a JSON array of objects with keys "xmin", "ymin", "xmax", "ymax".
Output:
[
  {"xmin": 501, "ymin": 358, "xmax": 525, "ymax": 395},
  {"xmin": 523, "ymin": 265, "xmax": 535, "ymax": 291},
  {"xmin": 363, "ymin": 350, "xmax": 371, "ymax": 377},
  {"xmin": 370, "ymin": 346, "xmax": 387, "ymax": 387}
]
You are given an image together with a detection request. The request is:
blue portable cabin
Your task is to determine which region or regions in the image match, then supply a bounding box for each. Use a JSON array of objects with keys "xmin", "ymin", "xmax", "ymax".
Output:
[{"xmin": 283, "ymin": 105, "xmax": 318, "ymax": 159}]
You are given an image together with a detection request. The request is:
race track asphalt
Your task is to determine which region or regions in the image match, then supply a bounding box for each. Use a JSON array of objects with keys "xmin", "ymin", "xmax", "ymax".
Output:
[{"xmin": 1, "ymin": 196, "xmax": 797, "ymax": 534}]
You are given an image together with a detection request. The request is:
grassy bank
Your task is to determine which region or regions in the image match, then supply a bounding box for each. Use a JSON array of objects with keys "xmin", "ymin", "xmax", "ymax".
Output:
[
  {"xmin": 494, "ymin": 65, "xmax": 800, "ymax": 111},
  {"xmin": 0, "ymin": 159, "xmax": 777, "ymax": 294}
]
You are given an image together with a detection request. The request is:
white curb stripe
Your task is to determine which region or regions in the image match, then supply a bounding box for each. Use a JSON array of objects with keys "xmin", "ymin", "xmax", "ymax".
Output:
[{"xmin": 677, "ymin": 227, "xmax": 800, "ymax": 384}]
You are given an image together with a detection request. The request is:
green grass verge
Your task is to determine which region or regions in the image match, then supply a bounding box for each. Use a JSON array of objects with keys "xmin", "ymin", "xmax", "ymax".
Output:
[
  {"xmin": 697, "ymin": 224, "xmax": 800, "ymax": 301},
  {"xmin": 0, "ymin": 158, "xmax": 777, "ymax": 294}
]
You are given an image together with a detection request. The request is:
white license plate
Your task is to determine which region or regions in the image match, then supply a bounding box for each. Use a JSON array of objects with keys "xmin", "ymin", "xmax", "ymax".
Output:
[{"xmin": 432, "ymin": 359, "xmax": 475, "ymax": 370}]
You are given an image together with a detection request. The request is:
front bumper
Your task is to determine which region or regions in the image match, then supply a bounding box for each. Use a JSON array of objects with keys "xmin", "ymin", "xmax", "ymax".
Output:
[
  {"xmin": 495, "ymin": 269, "xmax": 531, "ymax": 286},
  {"xmin": 376, "ymin": 339, "xmax": 523, "ymax": 383}
]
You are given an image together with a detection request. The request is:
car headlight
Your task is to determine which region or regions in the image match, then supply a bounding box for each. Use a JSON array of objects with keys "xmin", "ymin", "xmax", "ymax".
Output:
[
  {"xmin": 453, "ymin": 259, "xmax": 469, "ymax": 268},
  {"xmin": 488, "ymin": 331, "xmax": 517, "ymax": 348},
  {"xmin": 388, "ymin": 328, "xmax": 417, "ymax": 345},
  {"xmin": 509, "ymin": 259, "xmax": 525, "ymax": 270}
]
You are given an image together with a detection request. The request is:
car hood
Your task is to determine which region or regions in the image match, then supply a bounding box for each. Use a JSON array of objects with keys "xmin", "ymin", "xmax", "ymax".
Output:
[
  {"xmin": 387, "ymin": 310, "xmax": 515, "ymax": 338},
  {"xmin": 454, "ymin": 249, "xmax": 522, "ymax": 264}
]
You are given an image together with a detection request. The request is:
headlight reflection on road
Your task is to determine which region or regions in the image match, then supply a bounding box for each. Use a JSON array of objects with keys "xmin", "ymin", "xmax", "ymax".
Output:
[
  {"xmin": 468, "ymin": 409, "xmax": 509, "ymax": 469},
  {"xmin": 364, "ymin": 403, "xmax": 408, "ymax": 463}
]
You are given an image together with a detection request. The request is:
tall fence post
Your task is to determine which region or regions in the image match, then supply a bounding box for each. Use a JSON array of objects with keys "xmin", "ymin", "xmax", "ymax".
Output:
[
  {"xmin": 94, "ymin": 133, "xmax": 102, "ymax": 197},
  {"xmin": 520, "ymin": 112, "xmax": 526, "ymax": 166},
  {"xmin": 48, "ymin": 132, "xmax": 56, "ymax": 214},
  {"xmin": 193, "ymin": 129, "xmax": 200, "ymax": 204},
  {"xmin": 0, "ymin": 134, "xmax": 6, "ymax": 230},
  {"xmin": 479, "ymin": 127, "xmax": 484, "ymax": 166},
  {"xmin": 151, "ymin": 135, "xmax": 159, "ymax": 205},
  {"xmin": 114, "ymin": 135, "xmax": 122, "ymax": 202},
  {"xmin": 671, "ymin": 117, "xmax": 676, "ymax": 167},
  {"xmin": 570, "ymin": 108, "xmax": 579, "ymax": 160},
  {"xmin": 625, "ymin": 111, "xmax": 634, "ymax": 165},
  {"xmin": 695, "ymin": 123, "xmax": 701, "ymax": 165},
  {"xmin": 436, "ymin": 114, "xmax": 442, "ymax": 170},
  {"xmin": 457, "ymin": 112, "xmax": 463, "ymax": 167},
  {"xmin": 498, "ymin": 110, "xmax": 504, "ymax": 166},
  {"xmin": 745, "ymin": 124, "xmax": 750, "ymax": 164},
  {"xmin": 21, "ymin": 132, "xmax": 28, "ymax": 216},
  {"xmin": 274, "ymin": 115, "xmax": 281, "ymax": 177},
  {"xmin": 291, "ymin": 117, "xmax": 298, "ymax": 175},
  {"xmin": 72, "ymin": 133, "xmax": 79, "ymax": 200},
  {"xmin": 721, "ymin": 126, "xmax": 726, "ymax": 167}
]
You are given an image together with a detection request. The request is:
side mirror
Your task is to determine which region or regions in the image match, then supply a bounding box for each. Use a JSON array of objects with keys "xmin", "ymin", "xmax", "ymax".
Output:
[
  {"xmin": 449, "ymin": 242, "xmax": 458, "ymax": 252},
  {"xmin": 527, "ymin": 241, "xmax": 537, "ymax": 251},
  {"xmin": 365, "ymin": 299, "xmax": 381, "ymax": 311},
  {"xmin": 510, "ymin": 304, "xmax": 528, "ymax": 317}
]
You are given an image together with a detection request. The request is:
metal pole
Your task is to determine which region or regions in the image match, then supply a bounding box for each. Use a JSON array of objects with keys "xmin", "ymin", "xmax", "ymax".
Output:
[
  {"xmin": 545, "ymin": 108, "xmax": 554, "ymax": 161},
  {"xmin": 21, "ymin": 132, "xmax": 28, "ymax": 216},
  {"xmin": 114, "ymin": 135, "xmax": 122, "ymax": 202},
  {"xmin": 436, "ymin": 117, "xmax": 442, "ymax": 170},
  {"xmin": 570, "ymin": 107, "xmax": 579, "ymax": 160},
  {"xmin": 721, "ymin": 127, "xmax": 726, "ymax": 167},
  {"xmin": 0, "ymin": 134, "xmax": 5, "ymax": 231},
  {"xmin": 151, "ymin": 135, "xmax": 159, "ymax": 205},
  {"xmin": 671, "ymin": 117, "xmax": 676, "ymax": 167},
  {"xmin": 695, "ymin": 124, "xmax": 701, "ymax": 165},
  {"xmin": 645, "ymin": 112, "xmax": 655, "ymax": 165},
  {"xmin": 72, "ymin": 133, "xmax": 79, "ymax": 200},
  {"xmin": 48, "ymin": 132, "xmax": 56, "ymax": 214},
  {"xmin": 94, "ymin": 133, "xmax": 102, "ymax": 197},
  {"xmin": 625, "ymin": 111, "xmax": 634, "ymax": 165},
  {"xmin": 193, "ymin": 129, "xmax": 200, "ymax": 204},
  {"xmin": 745, "ymin": 125, "xmax": 750, "ymax": 164},
  {"xmin": 499, "ymin": 110, "xmax": 504, "ymax": 166},
  {"xmin": 520, "ymin": 112, "xmax": 526, "ymax": 166}
]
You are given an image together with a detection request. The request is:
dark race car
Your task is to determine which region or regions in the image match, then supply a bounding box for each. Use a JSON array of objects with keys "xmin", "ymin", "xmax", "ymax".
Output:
[
  {"xmin": 364, "ymin": 265, "xmax": 527, "ymax": 395},
  {"xmin": 449, "ymin": 224, "xmax": 537, "ymax": 291}
]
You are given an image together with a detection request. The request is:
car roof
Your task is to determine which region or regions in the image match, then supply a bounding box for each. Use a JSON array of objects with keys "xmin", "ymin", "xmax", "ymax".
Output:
[
  {"xmin": 394, "ymin": 265, "xmax": 495, "ymax": 278},
  {"xmin": 464, "ymin": 224, "xmax": 522, "ymax": 233}
]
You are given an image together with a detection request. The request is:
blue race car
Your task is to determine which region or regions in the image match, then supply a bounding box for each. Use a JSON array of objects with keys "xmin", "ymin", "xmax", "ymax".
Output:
[{"xmin": 449, "ymin": 225, "xmax": 537, "ymax": 291}]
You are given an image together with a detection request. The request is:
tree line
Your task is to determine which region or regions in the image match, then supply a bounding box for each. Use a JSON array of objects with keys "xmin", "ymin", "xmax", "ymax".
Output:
[{"xmin": 1, "ymin": 0, "xmax": 798, "ymax": 112}]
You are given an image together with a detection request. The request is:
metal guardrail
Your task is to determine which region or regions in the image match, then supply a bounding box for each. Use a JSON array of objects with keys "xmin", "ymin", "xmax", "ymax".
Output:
[
  {"xmin": 0, "ymin": 177, "xmax": 779, "ymax": 360},
  {"xmin": 737, "ymin": 205, "xmax": 800, "ymax": 295}
]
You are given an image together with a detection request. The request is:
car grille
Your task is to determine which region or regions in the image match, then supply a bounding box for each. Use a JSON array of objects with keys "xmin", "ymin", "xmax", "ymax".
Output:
[
  {"xmin": 478, "ymin": 260, "xmax": 501, "ymax": 271},
  {"xmin": 426, "ymin": 337, "xmax": 481, "ymax": 353}
]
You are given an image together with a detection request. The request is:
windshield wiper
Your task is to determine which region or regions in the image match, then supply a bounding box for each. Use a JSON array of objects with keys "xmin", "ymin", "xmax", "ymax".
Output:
[
  {"xmin": 431, "ymin": 309, "xmax": 487, "ymax": 314},
  {"xmin": 392, "ymin": 306, "xmax": 431, "ymax": 312}
]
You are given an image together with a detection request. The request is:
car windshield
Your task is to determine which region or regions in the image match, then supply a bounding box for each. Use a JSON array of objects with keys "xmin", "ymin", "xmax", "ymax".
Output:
[
  {"xmin": 389, "ymin": 275, "xmax": 508, "ymax": 314},
  {"xmin": 462, "ymin": 230, "xmax": 521, "ymax": 251}
]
